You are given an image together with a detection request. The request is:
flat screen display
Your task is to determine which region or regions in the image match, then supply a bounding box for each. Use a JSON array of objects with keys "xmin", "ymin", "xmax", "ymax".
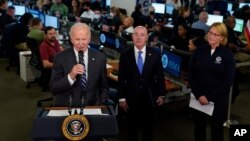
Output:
[
  {"xmin": 152, "ymin": 3, "xmax": 165, "ymax": 14},
  {"xmin": 14, "ymin": 5, "xmax": 26, "ymax": 16},
  {"xmin": 227, "ymin": 3, "xmax": 233, "ymax": 11},
  {"xmin": 234, "ymin": 18, "xmax": 244, "ymax": 33},
  {"xmin": 166, "ymin": 4, "xmax": 174, "ymax": 15},
  {"xmin": 239, "ymin": 3, "xmax": 250, "ymax": 8},
  {"xmin": 207, "ymin": 14, "xmax": 223, "ymax": 26},
  {"xmin": 45, "ymin": 15, "xmax": 59, "ymax": 29}
]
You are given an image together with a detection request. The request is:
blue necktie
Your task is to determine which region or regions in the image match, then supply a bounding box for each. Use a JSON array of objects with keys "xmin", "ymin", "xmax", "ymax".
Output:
[
  {"xmin": 79, "ymin": 51, "xmax": 87, "ymax": 89},
  {"xmin": 137, "ymin": 51, "xmax": 143, "ymax": 74}
]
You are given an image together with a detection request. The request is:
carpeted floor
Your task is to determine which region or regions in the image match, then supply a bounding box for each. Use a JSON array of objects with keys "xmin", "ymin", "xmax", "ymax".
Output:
[{"xmin": 0, "ymin": 58, "xmax": 250, "ymax": 141}]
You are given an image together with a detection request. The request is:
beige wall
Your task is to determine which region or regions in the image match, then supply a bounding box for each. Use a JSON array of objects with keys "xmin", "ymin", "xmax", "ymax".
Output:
[{"xmin": 111, "ymin": 0, "xmax": 136, "ymax": 16}]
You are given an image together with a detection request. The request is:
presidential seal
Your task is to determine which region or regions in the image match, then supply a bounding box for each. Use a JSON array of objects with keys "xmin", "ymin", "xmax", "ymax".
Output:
[{"xmin": 62, "ymin": 114, "xmax": 90, "ymax": 140}]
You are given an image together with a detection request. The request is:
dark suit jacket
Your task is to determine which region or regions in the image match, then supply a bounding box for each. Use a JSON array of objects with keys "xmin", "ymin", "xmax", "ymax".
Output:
[
  {"xmin": 118, "ymin": 47, "xmax": 165, "ymax": 109},
  {"xmin": 50, "ymin": 47, "xmax": 109, "ymax": 106}
]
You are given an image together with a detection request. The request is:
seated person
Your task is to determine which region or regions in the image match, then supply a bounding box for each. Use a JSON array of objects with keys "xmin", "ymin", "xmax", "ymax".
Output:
[
  {"xmin": 0, "ymin": 6, "xmax": 17, "ymax": 32},
  {"xmin": 118, "ymin": 16, "xmax": 134, "ymax": 36},
  {"xmin": 191, "ymin": 11, "xmax": 209, "ymax": 33},
  {"xmin": 39, "ymin": 26, "xmax": 62, "ymax": 90},
  {"xmin": 27, "ymin": 17, "xmax": 45, "ymax": 46},
  {"xmin": 68, "ymin": 0, "xmax": 82, "ymax": 17},
  {"xmin": 80, "ymin": 1, "xmax": 95, "ymax": 21},
  {"xmin": 207, "ymin": 0, "xmax": 228, "ymax": 17},
  {"xmin": 102, "ymin": 6, "xmax": 123, "ymax": 34},
  {"xmin": 50, "ymin": 0, "xmax": 68, "ymax": 18},
  {"xmin": 14, "ymin": 13, "xmax": 33, "ymax": 51}
]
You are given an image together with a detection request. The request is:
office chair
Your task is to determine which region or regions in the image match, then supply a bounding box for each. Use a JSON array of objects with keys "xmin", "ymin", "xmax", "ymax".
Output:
[
  {"xmin": 26, "ymin": 37, "xmax": 42, "ymax": 88},
  {"xmin": 26, "ymin": 37, "xmax": 53, "ymax": 107}
]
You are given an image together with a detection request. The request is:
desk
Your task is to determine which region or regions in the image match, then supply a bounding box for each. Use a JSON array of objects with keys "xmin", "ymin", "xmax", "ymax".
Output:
[
  {"xmin": 106, "ymin": 60, "xmax": 182, "ymax": 91},
  {"xmin": 19, "ymin": 51, "xmax": 40, "ymax": 82},
  {"xmin": 31, "ymin": 106, "xmax": 119, "ymax": 141}
]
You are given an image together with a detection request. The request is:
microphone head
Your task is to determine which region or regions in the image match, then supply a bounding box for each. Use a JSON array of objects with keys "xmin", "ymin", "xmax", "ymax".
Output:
[{"xmin": 79, "ymin": 51, "xmax": 84, "ymax": 55}]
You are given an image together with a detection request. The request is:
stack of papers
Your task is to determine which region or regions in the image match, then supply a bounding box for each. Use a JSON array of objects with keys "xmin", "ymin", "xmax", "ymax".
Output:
[
  {"xmin": 47, "ymin": 108, "xmax": 106, "ymax": 117},
  {"xmin": 189, "ymin": 93, "xmax": 214, "ymax": 116}
]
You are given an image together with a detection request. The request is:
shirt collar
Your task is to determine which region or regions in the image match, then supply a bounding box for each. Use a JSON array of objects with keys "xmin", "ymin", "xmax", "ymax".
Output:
[
  {"xmin": 74, "ymin": 47, "xmax": 88, "ymax": 62},
  {"xmin": 134, "ymin": 45, "xmax": 146, "ymax": 54}
]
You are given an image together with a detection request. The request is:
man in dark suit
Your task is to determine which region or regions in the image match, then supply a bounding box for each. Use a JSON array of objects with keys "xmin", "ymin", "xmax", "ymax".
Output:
[
  {"xmin": 118, "ymin": 26, "xmax": 165, "ymax": 141},
  {"xmin": 49, "ymin": 23, "xmax": 109, "ymax": 107}
]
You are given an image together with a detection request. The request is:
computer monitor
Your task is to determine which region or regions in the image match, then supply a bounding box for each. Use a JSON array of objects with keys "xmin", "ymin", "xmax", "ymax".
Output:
[
  {"xmin": 80, "ymin": 17, "xmax": 92, "ymax": 25},
  {"xmin": 99, "ymin": 31, "xmax": 127, "ymax": 53},
  {"xmin": 207, "ymin": 14, "xmax": 223, "ymax": 26},
  {"xmin": 8, "ymin": 1, "xmax": 13, "ymax": 6},
  {"xmin": 14, "ymin": 5, "xmax": 26, "ymax": 16},
  {"xmin": 39, "ymin": 12, "xmax": 45, "ymax": 24},
  {"xmin": 227, "ymin": 3, "xmax": 233, "ymax": 11},
  {"xmin": 106, "ymin": 0, "xmax": 111, "ymax": 6},
  {"xmin": 152, "ymin": 3, "xmax": 165, "ymax": 14},
  {"xmin": 234, "ymin": 18, "xmax": 244, "ymax": 33},
  {"xmin": 45, "ymin": 15, "xmax": 60, "ymax": 29},
  {"xmin": 166, "ymin": 4, "xmax": 174, "ymax": 15},
  {"xmin": 239, "ymin": 3, "xmax": 250, "ymax": 8},
  {"xmin": 29, "ymin": 9, "xmax": 39, "ymax": 18},
  {"xmin": 161, "ymin": 50, "xmax": 182, "ymax": 78}
]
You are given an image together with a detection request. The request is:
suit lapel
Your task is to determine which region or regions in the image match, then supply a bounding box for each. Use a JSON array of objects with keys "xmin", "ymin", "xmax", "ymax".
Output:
[
  {"xmin": 129, "ymin": 48, "xmax": 141, "ymax": 75},
  {"xmin": 142, "ymin": 48, "xmax": 152, "ymax": 75},
  {"xmin": 87, "ymin": 49, "xmax": 95, "ymax": 87}
]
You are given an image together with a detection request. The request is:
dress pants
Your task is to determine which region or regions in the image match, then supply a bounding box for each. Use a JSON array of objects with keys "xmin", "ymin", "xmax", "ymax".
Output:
[
  {"xmin": 126, "ymin": 89, "xmax": 155, "ymax": 141},
  {"xmin": 194, "ymin": 110, "xmax": 225, "ymax": 141}
]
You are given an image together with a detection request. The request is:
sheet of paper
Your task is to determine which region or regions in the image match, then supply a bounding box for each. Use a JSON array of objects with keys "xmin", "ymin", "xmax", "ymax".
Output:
[
  {"xmin": 106, "ymin": 64, "xmax": 113, "ymax": 69},
  {"xmin": 47, "ymin": 108, "xmax": 103, "ymax": 117},
  {"xmin": 189, "ymin": 93, "xmax": 214, "ymax": 116}
]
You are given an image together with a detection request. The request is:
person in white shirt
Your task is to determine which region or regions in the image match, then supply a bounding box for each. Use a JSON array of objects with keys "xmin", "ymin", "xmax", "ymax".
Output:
[
  {"xmin": 80, "ymin": 1, "xmax": 95, "ymax": 21},
  {"xmin": 118, "ymin": 16, "xmax": 134, "ymax": 36}
]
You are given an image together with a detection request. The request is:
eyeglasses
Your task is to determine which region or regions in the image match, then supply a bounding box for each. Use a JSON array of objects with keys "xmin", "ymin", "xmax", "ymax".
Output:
[{"xmin": 208, "ymin": 31, "xmax": 221, "ymax": 37}]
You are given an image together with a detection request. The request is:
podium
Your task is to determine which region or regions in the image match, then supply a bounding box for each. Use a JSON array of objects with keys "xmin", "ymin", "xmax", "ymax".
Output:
[{"xmin": 31, "ymin": 106, "xmax": 119, "ymax": 141}]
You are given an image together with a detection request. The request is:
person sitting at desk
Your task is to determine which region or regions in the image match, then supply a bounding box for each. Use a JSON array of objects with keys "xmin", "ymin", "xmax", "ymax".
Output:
[
  {"xmin": 50, "ymin": 0, "xmax": 68, "ymax": 18},
  {"xmin": 102, "ymin": 6, "xmax": 123, "ymax": 34},
  {"xmin": 191, "ymin": 11, "xmax": 209, "ymax": 33},
  {"xmin": 39, "ymin": 26, "xmax": 62, "ymax": 90},
  {"xmin": 80, "ymin": 1, "xmax": 95, "ymax": 21},
  {"xmin": 0, "ymin": 6, "xmax": 17, "ymax": 32},
  {"xmin": 27, "ymin": 17, "xmax": 45, "ymax": 46},
  {"xmin": 68, "ymin": 0, "xmax": 82, "ymax": 17},
  {"xmin": 118, "ymin": 16, "xmax": 134, "ymax": 36},
  {"xmin": 49, "ymin": 23, "xmax": 109, "ymax": 107}
]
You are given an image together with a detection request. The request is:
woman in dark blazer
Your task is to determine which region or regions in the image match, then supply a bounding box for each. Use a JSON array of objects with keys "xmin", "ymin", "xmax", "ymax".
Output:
[{"xmin": 189, "ymin": 22, "xmax": 236, "ymax": 141}]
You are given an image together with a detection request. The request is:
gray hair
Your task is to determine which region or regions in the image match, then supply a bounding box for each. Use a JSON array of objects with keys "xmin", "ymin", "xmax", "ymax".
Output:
[{"xmin": 69, "ymin": 22, "xmax": 91, "ymax": 38}]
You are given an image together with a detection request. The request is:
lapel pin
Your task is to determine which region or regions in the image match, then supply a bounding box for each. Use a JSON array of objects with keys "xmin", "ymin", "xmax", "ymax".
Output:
[
  {"xmin": 148, "ymin": 53, "xmax": 151, "ymax": 56},
  {"xmin": 92, "ymin": 58, "xmax": 95, "ymax": 61}
]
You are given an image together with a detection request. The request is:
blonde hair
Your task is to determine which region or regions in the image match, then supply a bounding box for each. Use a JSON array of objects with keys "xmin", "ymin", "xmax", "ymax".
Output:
[{"xmin": 206, "ymin": 22, "xmax": 228, "ymax": 46}]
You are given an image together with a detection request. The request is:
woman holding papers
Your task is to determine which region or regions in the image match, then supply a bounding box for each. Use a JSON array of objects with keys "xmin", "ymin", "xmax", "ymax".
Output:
[{"xmin": 188, "ymin": 22, "xmax": 236, "ymax": 141}]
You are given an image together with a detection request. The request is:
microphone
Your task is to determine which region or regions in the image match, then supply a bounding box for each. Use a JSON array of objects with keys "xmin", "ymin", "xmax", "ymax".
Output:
[
  {"xmin": 78, "ymin": 51, "xmax": 84, "ymax": 79},
  {"xmin": 78, "ymin": 51, "xmax": 84, "ymax": 64},
  {"xmin": 68, "ymin": 95, "xmax": 72, "ymax": 115}
]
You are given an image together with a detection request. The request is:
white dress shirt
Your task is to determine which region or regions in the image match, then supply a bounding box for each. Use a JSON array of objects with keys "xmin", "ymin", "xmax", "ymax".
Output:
[
  {"xmin": 134, "ymin": 45, "xmax": 146, "ymax": 65},
  {"xmin": 68, "ymin": 48, "xmax": 89, "ymax": 85}
]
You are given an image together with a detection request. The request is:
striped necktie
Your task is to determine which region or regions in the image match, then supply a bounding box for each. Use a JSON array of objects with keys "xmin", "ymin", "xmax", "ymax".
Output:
[{"xmin": 79, "ymin": 51, "xmax": 86, "ymax": 89}]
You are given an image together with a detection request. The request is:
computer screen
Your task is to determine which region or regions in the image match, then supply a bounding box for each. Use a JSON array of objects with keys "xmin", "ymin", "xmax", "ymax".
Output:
[
  {"xmin": 14, "ymin": 5, "xmax": 26, "ymax": 16},
  {"xmin": 29, "ymin": 9, "xmax": 39, "ymax": 18},
  {"xmin": 99, "ymin": 31, "xmax": 127, "ymax": 53},
  {"xmin": 39, "ymin": 12, "xmax": 45, "ymax": 24},
  {"xmin": 227, "ymin": 3, "xmax": 233, "ymax": 11},
  {"xmin": 45, "ymin": 15, "xmax": 59, "ymax": 29},
  {"xmin": 152, "ymin": 3, "xmax": 165, "ymax": 14},
  {"xmin": 106, "ymin": 0, "xmax": 111, "ymax": 6},
  {"xmin": 8, "ymin": 1, "xmax": 13, "ymax": 6},
  {"xmin": 239, "ymin": 3, "xmax": 250, "ymax": 8},
  {"xmin": 207, "ymin": 14, "xmax": 223, "ymax": 26},
  {"xmin": 161, "ymin": 50, "xmax": 182, "ymax": 78},
  {"xmin": 234, "ymin": 18, "xmax": 244, "ymax": 33},
  {"xmin": 166, "ymin": 4, "xmax": 174, "ymax": 15}
]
